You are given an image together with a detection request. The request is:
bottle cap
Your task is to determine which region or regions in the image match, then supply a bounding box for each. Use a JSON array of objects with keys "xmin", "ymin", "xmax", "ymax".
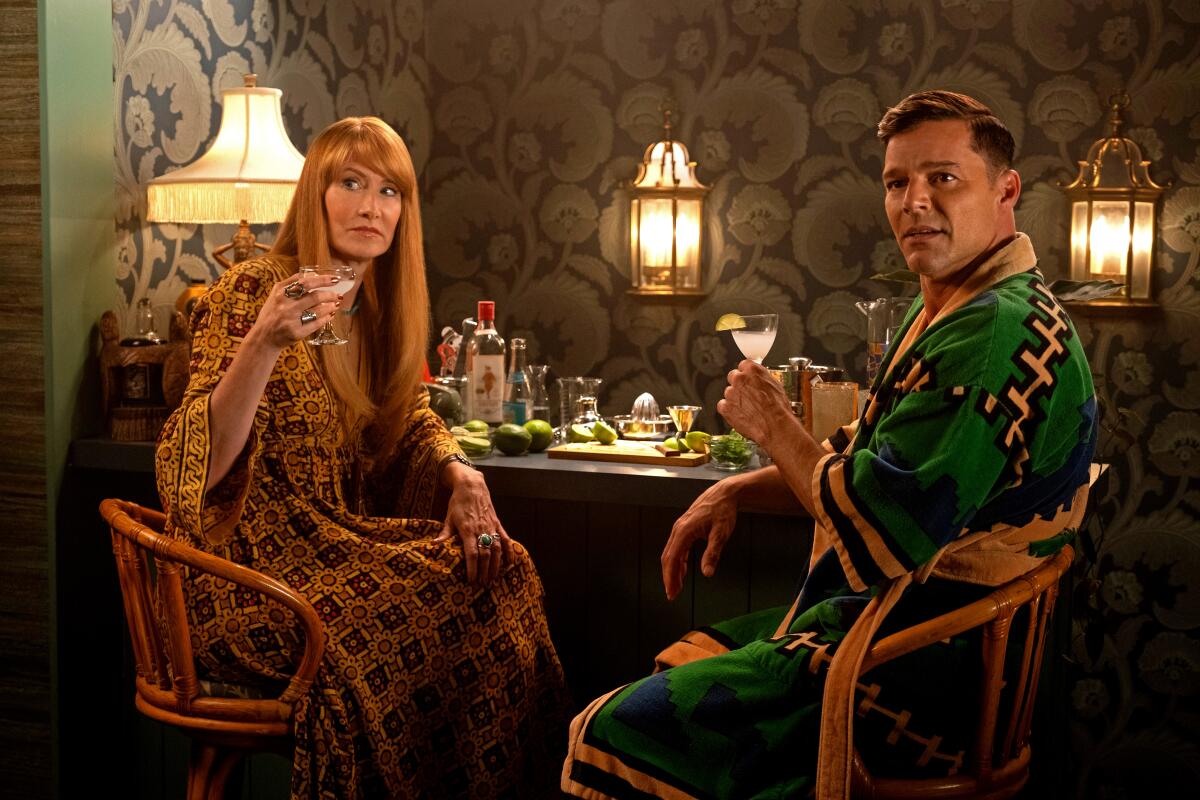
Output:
[
  {"xmin": 477, "ymin": 300, "xmax": 495, "ymax": 321},
  {"xmin": 510, "ymin": 337, "xmax": 525, "ymax": 348}
]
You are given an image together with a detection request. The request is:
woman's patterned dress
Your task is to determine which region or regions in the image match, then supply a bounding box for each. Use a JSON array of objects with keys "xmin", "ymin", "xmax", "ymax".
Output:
[{"xmin": 156, "ymin": 255, "xmax": 569, "ymax": 799}]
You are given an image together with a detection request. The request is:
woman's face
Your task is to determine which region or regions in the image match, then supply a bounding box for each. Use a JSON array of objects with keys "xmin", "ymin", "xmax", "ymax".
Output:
[{"xmin": 323, "ymin": 161, "xmax": 403, "ymax": 270}]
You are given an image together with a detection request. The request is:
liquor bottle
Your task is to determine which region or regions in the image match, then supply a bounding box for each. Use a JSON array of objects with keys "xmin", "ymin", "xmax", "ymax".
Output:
[
  {"xmin": 465, "ymin": 301, "xmax": 505, "ymax": 425},
  {"xmin": 119, "ymin": 297, "xmax": 166, "ymax": 347},
  {"xmin": 503, "ymin": 338, "xmax": 532, "ymax": 425}
]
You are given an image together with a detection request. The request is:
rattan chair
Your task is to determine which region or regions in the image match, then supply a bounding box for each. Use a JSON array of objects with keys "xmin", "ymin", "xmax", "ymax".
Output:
[
  {"xmin": 100, "ymin": 498, "xmax": 325, "ymax": 800},
  {"xmin": 850, "ymin": 545, "xmax": 1075, "ymax": 800}
]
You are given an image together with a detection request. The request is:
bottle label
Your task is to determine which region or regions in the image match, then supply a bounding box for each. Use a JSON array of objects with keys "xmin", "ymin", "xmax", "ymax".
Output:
[
  {"xmin": 470, "ymin": 355, "xmax": 505, "ymax": 423},
  {"xmin": 503, "ymin": 400, "xmax": 528, "ymax": 425}
]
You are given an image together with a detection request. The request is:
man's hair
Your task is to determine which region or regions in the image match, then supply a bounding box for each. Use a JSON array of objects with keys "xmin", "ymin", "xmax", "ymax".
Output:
[{"xmin": 877, "ymin": 90, "xmax": 1015, "ymax": 176}]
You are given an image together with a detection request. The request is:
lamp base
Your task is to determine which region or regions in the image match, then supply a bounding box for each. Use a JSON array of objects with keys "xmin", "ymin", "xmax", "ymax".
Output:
[{"xmin": 212, "ymin": 220, "xmax": 271, "ymax": 269}]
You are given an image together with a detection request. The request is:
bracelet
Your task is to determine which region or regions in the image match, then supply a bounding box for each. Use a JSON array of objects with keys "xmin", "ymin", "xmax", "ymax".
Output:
[{"xmin": 445, "ymin": 452, "xmax": 476, "ymax": 471}]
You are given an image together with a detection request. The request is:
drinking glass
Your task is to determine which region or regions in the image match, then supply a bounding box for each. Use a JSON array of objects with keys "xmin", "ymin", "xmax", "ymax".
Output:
[
  {"xmin": 299, "ymin": 265, "xmax": 357, "ymax": 345},
  {"xmin": 667, "ymin": 404, "xmax": 701, "ymax": 441},
  {"xmin": 730, "ymin": 314, "xmax": 778, "ymax": 364},
  {"xmin": 810, "ymin": 380, "xmax": 860, "ymax": 441}
]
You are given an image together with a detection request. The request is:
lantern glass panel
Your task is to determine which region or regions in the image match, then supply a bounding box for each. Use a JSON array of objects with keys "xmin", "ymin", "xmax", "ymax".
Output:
[
  {"xmin": 1088, "ymin": 200, "xmax": 1131, "ymax": 277},
  {"xmin": 1131, "ymin": 201, "xmax": 1154, "ymax": 299},
  {"xmin": 1070, "ymin": 201, "xmax": 1090, "ymax": 282},
  {"xmin": 637, "ymin": 197, "xmax": 676, "ymax": 289}
]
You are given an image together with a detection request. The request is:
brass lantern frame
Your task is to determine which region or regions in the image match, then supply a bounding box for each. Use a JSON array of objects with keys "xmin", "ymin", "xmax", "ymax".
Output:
[
  {"xmin": 1061, "ymin": 93, "xmax": 1167, "ymax": 310},
  {"xmin": 628, "ymin": 112, "xmax": 709, "ymax": 297}
]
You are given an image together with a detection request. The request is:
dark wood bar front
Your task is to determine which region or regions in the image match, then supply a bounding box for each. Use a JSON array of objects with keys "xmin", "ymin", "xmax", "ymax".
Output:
[{"xmin": 65, "ymin": 438, "xmax": 812, "ymax": 799}]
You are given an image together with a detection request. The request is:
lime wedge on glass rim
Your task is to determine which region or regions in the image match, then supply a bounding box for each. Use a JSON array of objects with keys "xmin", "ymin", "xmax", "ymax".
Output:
[{"xmin": 714, "ymin": 313, "xmax": 747, "ymax": 332}]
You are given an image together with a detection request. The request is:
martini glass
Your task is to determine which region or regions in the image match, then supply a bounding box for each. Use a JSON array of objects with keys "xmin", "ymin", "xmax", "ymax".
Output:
[
  {"xmin": 730, "ymin": 313, "xmax": 778, "ymax": 364},
  {"xmin": 667, "ymin": 404, "xmax": 701, "ymax": 444},
  {"xmin": 299, "ymin": 265, "xmax": 356, "ymax": 345}
]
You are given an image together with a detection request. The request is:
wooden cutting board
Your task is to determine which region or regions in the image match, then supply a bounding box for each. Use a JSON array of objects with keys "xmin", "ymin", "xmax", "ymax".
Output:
[{"xmin": 547, "ymin": 441, "xmax": 710, "ymax": 467}]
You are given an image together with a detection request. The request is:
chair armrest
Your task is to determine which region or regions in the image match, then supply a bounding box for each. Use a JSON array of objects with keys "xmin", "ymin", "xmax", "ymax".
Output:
[
  {"xmin": 105, "ymin": 500, "xmax": 325, "ymax": 706},
  {"xmin": 860, "ymin": 547, "xmax": 1073, "ymax": 674}
]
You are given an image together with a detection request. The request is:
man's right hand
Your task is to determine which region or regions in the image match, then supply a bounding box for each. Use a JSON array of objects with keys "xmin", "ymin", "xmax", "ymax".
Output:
[{"xmin": 661, "ymin": 480, "xmax": 740, "ymax": 601}]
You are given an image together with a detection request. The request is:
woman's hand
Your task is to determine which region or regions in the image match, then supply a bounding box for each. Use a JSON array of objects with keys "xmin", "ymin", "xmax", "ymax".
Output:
[
  {"xmin": 250, "ymin": 272, "xmax": 344, "ymax": 351},
  {"xmin": 716, "ymin": 359, "xmax": 794, "ymax": 450},
  {"xmin": 434, "ymin": 463, "xmax": 511, "ymax": 586},
  {"xmin": 661, "ymin": 479, "xmax": 740, "ymax": 601}
]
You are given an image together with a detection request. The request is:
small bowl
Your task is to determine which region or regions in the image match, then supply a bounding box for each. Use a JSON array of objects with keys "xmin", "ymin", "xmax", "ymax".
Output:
[
  {"xmin": 708, "ymin": 437, "xmax": 757, "ymax": 471},
  {"xmin": 613, "ymin": 414, "xmax": 675, "ymax": 440}
]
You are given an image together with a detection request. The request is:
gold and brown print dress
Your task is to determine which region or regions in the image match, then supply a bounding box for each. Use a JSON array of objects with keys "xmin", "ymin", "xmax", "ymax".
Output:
[{"xmin": 156, "ymin": 255, "xmax": 568, "ymax": 799}]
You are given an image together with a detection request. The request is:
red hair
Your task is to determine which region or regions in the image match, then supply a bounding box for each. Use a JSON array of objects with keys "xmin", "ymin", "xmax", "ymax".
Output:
[{"xmin": 271, "ymin": 117, "xmax": 429, "ymax": 458}]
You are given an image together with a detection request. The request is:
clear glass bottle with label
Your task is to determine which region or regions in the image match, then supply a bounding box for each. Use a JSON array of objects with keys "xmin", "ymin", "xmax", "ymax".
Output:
[
  {"xmin": 503, "ymin": 338, "xmax": 533, "ymax": 425},
  {"xmin": 465, "ymin": 300, "xmax": 506, "ymax": 425}
]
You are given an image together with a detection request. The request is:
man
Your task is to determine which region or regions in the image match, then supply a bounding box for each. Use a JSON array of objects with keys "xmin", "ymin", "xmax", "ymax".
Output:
[{"xmin": 561, "ymin": 91, "xmax": 1097, "ymax": 799}]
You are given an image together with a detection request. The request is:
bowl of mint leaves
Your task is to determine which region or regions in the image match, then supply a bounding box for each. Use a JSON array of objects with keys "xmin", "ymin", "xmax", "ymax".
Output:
[{"xmin": 708, "ymin": 430, "xmax": 757, "ymax": 471}]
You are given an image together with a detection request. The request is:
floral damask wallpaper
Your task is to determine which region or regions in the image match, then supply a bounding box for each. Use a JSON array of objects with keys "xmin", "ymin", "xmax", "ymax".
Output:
[{"xmin": 114, "ymin": 0, "xmax": 1199, "ymax": 794}]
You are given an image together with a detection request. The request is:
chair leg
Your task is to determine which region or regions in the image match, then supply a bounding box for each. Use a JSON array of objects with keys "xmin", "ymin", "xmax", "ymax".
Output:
[
  {"xmin": 188, "ymin": 741, "xmax": 247, "ymax": 800},
  {"xmin": 208, "ymin": 749, "xmax": 247, "ymax": 800},
  {"xmin": 187, "ymin": 743, "xmax": 217, "ymax": 800}
]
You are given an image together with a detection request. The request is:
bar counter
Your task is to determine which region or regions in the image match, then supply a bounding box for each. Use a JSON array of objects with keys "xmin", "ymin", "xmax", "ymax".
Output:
[{"xmin": 64, "ymin": 437, "xmax": 812, "ymax": 797}]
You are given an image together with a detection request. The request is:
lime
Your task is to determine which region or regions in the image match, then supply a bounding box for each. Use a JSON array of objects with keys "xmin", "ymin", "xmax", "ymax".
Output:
[
  {"xmin": 662, "ymin": 437, "xmax": 681, "ymax": 451},
  {"xmin": 714, "ymin": 313, "xmax": 747, "ymax": 332},
  {"xmin": 524, "ymin": 419, "xmax": 553, "ymax": 452},
  {"xmin": 592, "ymin": 420, "xmax": 618, "ymax": 445},
  {"xmin": 456, "ymin": 436, "xmax": 493, "ymax": 457},
  {"xmin": 684, "ymin": 430, "xmax": 711, "ymax": 454},
  {"xmin": 463, "ymin": 419, "xmax": 491, "ymax": 434},
  {"xmin": 493, "ymin": 423, "xmax": 532, "ymax": 455},
  {"xmin": 569, "ymin": 423, "xmax": 597, "ymax": 443}
]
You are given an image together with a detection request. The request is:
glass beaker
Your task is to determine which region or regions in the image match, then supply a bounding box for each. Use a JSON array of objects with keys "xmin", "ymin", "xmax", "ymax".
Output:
[
  {"xmin": 856, "ymin": 297, "xmax": 913, "ymax": 384},
  {"xmin": 572, "ymin": 377, "xmax": 603, "ymax": 425},
  {"xmin": 528, "ymin": 364, "xmax": 551, "ymax": 422}
]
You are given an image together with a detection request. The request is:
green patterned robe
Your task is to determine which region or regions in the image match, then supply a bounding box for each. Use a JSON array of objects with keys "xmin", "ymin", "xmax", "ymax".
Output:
[{"xmin": 562, "ymin": 235, "xmax": 1097, "ymax": 799}]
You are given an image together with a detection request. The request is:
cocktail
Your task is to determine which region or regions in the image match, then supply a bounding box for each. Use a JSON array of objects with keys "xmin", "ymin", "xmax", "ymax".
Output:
[
  {"xmin": 299, "ymin": 265, "xmax": 357, "ymax": 345},
  {"xmin": 716, "ymin": 313, "xmax": 778, "ymax": 364}
]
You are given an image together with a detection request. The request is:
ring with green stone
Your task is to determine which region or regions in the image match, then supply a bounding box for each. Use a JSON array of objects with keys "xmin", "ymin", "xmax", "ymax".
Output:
[{"xmin": 476, "ymin": 532, "xmax": 496, "ymax": 549}]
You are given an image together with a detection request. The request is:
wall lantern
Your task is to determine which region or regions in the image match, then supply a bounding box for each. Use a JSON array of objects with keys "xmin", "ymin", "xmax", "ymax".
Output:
[
  {"xmin": 147, "ymin": 74, "xmax": 305, "ymax": 269},
  {"xmin": 629, "ymin": 112, "xmax": 709, "ymax": 296},
  {"xmin": 1061, "ymin": 92, "xmax": 1166, "ymax": 308}
]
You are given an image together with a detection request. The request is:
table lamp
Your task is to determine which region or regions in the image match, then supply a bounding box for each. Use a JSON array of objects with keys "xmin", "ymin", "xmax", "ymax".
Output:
[{"xmin": 146, "ymin": 74, "xmax": 305, "ymax": 269}]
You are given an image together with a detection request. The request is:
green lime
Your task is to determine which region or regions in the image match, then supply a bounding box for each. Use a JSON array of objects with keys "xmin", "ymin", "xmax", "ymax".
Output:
[
  {"xmin": 592, "ymin": 420, "xmax": 618, "ymax": 445},
  {"xmin": 463, "ymin": 419, "xmax": 491, "ymax": 434},
  {"xmin": 456, "ymin": 436, "xmax": 493, "ymax": 457},
  {"xmin": 569, "ymin": 423, "xmax": 597, "ymax": 443},
  {"xmin": 493, "ymin": 423, "xmax": 532, "ymax": 455},
  {"xmin": 524, "ymin": 419, "xmax": 554, "ymax": 452},
  {"xmin": 662, "ymin": 437, "xmax": 681, "ymax": 451},
  {"xmin": 714, "ymin": 313, "xmax": 746, "ymax": 332},
  {"xmin": 684, "ymin": 430, "xmax": 711, "ymax": 454}
]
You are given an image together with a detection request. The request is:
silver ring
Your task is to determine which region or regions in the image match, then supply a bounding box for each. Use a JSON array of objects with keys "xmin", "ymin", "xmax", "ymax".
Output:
[
  {"xmin": 284, "ymin": 281, "xmax": 305, "ymax": 300},
  {"xmin": 477, "ymin": 532, "xmax": 496, "ymax": 549},
  {"xmin": 300, "ymin": 309, "xmax": 318, "ymax": 325}
]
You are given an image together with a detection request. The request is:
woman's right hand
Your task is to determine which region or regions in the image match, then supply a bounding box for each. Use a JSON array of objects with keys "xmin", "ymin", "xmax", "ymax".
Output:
[{"xmin": 252, "ymin": 273, "xmax": 344, "ymax": 350}]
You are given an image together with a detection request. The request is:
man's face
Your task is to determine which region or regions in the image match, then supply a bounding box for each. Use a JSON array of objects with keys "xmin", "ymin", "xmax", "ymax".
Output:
[{"xmin": 882, "ymin": 119, "xmax": 1017, "ymax": 283}]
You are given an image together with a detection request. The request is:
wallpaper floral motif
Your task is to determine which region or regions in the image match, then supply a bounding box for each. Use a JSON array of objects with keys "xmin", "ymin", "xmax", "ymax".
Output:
[{"xmin": 114, "ymin": 0, "xmax": 1200, "ymax": 794}]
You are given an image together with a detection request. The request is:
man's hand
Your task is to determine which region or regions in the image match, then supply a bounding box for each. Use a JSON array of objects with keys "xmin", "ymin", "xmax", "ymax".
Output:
[
  {"xmin": 661, "ymin": 481, "xmax": 739, "ymax": 601},
  {"xmin": 716, "ymin": 359, "xmax": 795, "ymax": 448}
]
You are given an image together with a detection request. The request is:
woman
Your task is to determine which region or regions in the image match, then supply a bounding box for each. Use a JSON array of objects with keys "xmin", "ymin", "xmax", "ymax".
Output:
[{"xmin": 156, "ymin": 117, "xmax": 568, "ymax": 799}]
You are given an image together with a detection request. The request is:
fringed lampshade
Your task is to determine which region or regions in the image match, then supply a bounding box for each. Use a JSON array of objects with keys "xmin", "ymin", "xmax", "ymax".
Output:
[{"xmin": 147, "ymin": 74, "xmax": 305, "ymax": 269}]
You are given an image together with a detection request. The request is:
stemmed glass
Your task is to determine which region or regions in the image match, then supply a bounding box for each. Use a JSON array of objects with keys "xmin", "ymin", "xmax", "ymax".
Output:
[
  {"xmin": 299, "ymin": 265, "xmax": 356, "ymax": 345},
  {"xmin": 730, "ymin": 313, "xmax": 778, "ymax": 364},
  {"xmin": 667, "ymin": 404, "xmax": 701, "ymax": 443}
]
